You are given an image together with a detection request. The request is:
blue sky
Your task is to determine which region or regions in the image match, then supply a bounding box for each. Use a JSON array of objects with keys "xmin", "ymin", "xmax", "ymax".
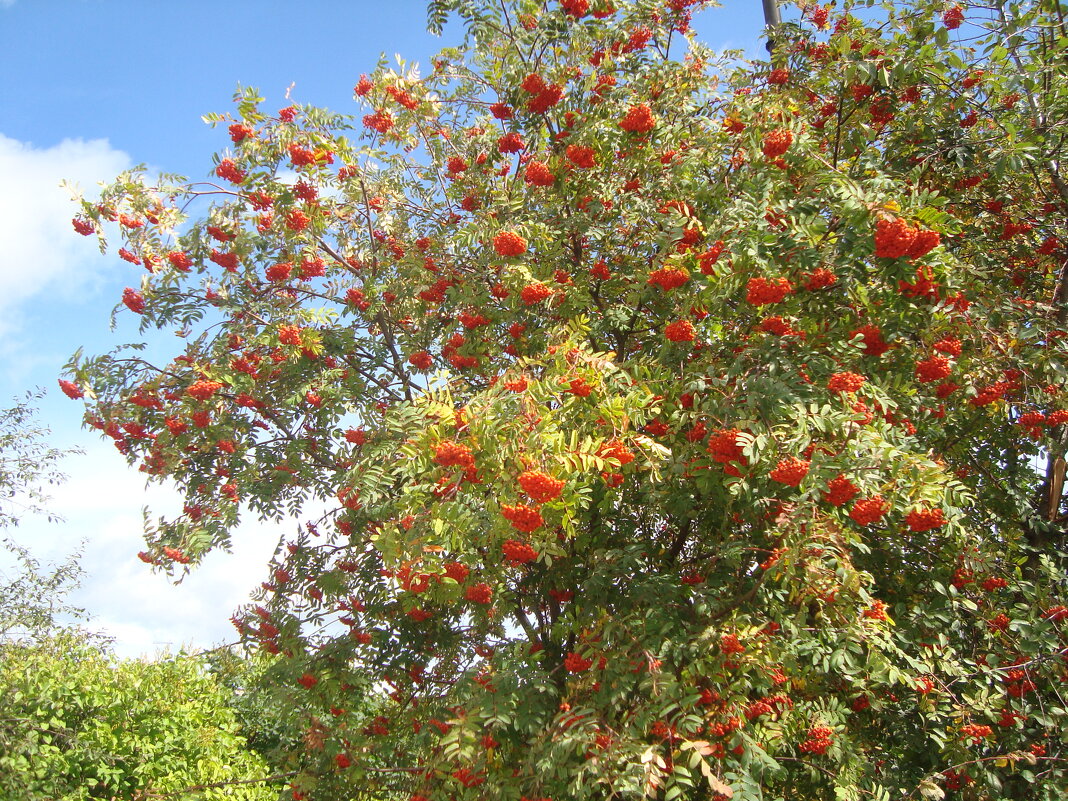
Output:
[{"xmin": 0, "ymin": 0, "xmax": 774, "ymax": 656}]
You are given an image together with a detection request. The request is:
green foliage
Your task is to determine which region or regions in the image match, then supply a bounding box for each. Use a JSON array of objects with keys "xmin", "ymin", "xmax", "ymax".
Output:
[
  {"xmin": 206, "ymin": 648, "xmax": 308, "ymax": 769},
  {"xmin": 0, "ymin": 634, "xmax": 278, "ymax": 800}
]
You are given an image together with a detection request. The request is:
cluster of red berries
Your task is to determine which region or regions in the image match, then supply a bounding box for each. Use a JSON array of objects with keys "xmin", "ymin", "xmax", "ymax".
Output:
[
  {"xmin": 566, "ymin": 144, "xmax": 596, "ymax": 168},
  {"xmin": 620, "ymin": 104, "xmax": 655, "ymax": 133},
  {"xmin": 898, "ymin": 265, "xmax": 941, "ymax": 301},
  {"xmin": 827, "ymin": 372, "xmax": 866, "ymax": 393},
  {"xmin": 521, "ymin": 282, "xmax": 553, "ymax": 305},
  {"xmin": 266, "ymin": 262, "xmax": 292, "ymax": 282},
  {"xmin": 122, "ymin": 288, "xmax": 145, "ymax": 314},
  {"xmin": 214, "ymin": 158, "xmax": 245, "ymax": 184},
  {"xmin": 960, "ymin": 723, "xmax": 993, "ymax": 744},
  {"xmin": 823, "ymin": 475, "xmax": 860, "ymax": 507},
  {"xmin": 167, "ymin": 251, "xmax": 193, "ymax": 271},
  {"xmin": 933, "ymin": 336, "xmax": 962, "ymax": 357},
  {"xmin": 443, "ymin": 561, "xmax": 469, "ymax": 584},
  {"xmin": 721, "ymin": 633, "xmax": 745, "ymax": 655},
  {"xmin": 209, "ymin": 249, "xmax": 238, "ymax": 272},
  {"xmin": 915, "ymin": 355, "xmax": 952, "ymax": 383},
  {"xmin": 567, "ymin": 377, "xmax": 592, "ymax": 397},
  {"xmin": 498, "ymin": 132, "xmax": 525, "ymax": 153},
  {"xmin": 187, "ymin": 380, "xmax": 223, "ymax": 401},
  {"xmin": 433, "ymin": 441, "xmax": 476, "ymax": 469},
  {"xmin": 664, "ymin": 319, "xmax": 696, "ymax": 342},
  {"xmin": 803, "ymin": 267, "xmax": 837, "ymax": 290},
  {"xmin": 520, "ymin": 74, "xmax": 564, "ymax": 114},
  {"xmin": 502, "ymin": 503, "xmax": 544, "ymax": 533},
  {"xmin": 762, "ymin": 128, "xmax": 794, "ymax": 158},
  {"xmin": 759, "ymin": 316, "xmax": 798, "ymax": 336},
  {"xmin": 58, "ymin": 379, "xmax": 84, "ymax": 399},
  {"xmin": 518, "ymin": 470, "xmax": 564, "ymax": 502},
  {"xmin": 863, "ymin": 600, "xmax": 890, "ymax": 621},
  {"xmin": 798, "ymin": 725, "xmax": 834, "ymax": 755},
  {"xmin": 452, "ymin": 768, "xmax": 485, "ymax": 788},
  {"xmin": 561, "ymin": 0, "xmax": 589, "ymax": 17},
  {"xmin": 851, "ymin": 324, "xmax": 892, "ymax": 357},
  {"xmin": 287, "ymin": 144, "xmax": 332, "ymax": 167},
  {"xmin": 385, "ymin": 85, "xmax": 419, "ymax": 110},
  {"xmin": 598, "ymin": 440, "xmax": 635, "ymax": 466},
  {"xmin": 643, "ymin": 420, "xmax": 670, "ymax": 437},
  {"xmin": 698, "ymin": 241, "xmax": 726, "ymax": 274},
  {"xmin": 873, "ymin": 217, "xmax": 941, "ymax": 259},
  {"xmin": 746, "ymin": 695, "xmax": 791, "ymax": 720},
  {"xmin": 162, "ymin": 546, "xmax": 190, "ymax": 564},
  {"xmin": 465, "ymin": 583, "xmax": 493, "ymax": 604},
  {"xmin": 747, "ymin": 276, "xmax": 793, "ymax": 305},
  {"xmin": 943, "ymin": 4, "xmax": 964, "ymax": 29},
  {"xmin": 408, "ymin": 351, "xmax": 433, "ymax": 369},
  {"xmin": 849, "ymin": 496, "xmax": 889, "ymax": 526},
  {"xmin": 278, "ymin": 324, "xmax": 302, "ymax": 345},
  {"xmin": 707, "ymin": 429, "xmax": 746, "ymax": 467},
  {"xmin": 228, "ymin": 123, "xmax": 253, "ymax": 142},
  {"xmin": 504, "ymin": 376, "xmax": 529, "ymax": 392},
  {"xmin": 770, "ymin": 457, "xmax": 809, "ymax": 487},
  {"xmin": 525, "ymin": 160, "xmax": 555, "ymax": 186},
  {"xmin": 647, "ymin": 266, "xmax": 690, "ymax": 290},
  {"xmin": 905, "ymin": 507, "xmax": 946, "ymax": 532},
  {"xmin": 502, "ymin": 539, "xmax": 538, "ymax": 565},
  {"xmin": 362, "ymin": 110, "xmax": 394, "ymax": 133},
  {"xmin": 564, "ymin": 652, "xmax": 593, "ymax": 672}
]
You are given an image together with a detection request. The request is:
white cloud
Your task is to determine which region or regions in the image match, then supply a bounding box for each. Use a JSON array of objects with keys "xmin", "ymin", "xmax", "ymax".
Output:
[
  {"xmin": 10, "ymin": 437, "xmax": 284, "ymax": 659},
  {"xmin": 0, "ymin": 134, "xmax": 131, "ymax": 339}
]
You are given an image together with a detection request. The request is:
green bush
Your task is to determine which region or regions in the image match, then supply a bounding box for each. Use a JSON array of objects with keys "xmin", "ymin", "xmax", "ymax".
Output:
[{"xmin": 0, "ymin": 633, "xmax": 278, "ymax": 801}]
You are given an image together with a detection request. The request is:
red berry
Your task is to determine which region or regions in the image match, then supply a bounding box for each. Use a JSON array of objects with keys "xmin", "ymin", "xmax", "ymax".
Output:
[
  {"xmin": 827, "ymin": 372, "xmax": 865, "ymax": 393},
  {"xmin": 823, "ymin": 475, "xmax": 859, "ymax": 507},
  {"xmin": 905, "ymin": 507, "xmax": 946, "ymax": 532},
  {"xmin": 502, "ymin": 539, "xmax": 538, "ymax": 565},
  {"xmin": 187, "ymin": 380, "xmax": 223, "ymax": 401},
  {"xmin": 493, "ymin": 231, "xmax": 528, "ymax": 257},
  {"xmin": 520, "ymin": 283, "xmax": 553, "ymax": 305},
  {"xmin": 761, "ymin": 128, "xmax": 793, "ymax": 158},
  {"xmin": 769, "ymin": 457, "xmax": 809, "ymax": 487},
  {"xmin": 849, "ymin": 496, "xmax": 889, "ymax": 526},
  {"xmin": 121, "ymin": 288, "xmax": 145, "ymax": 314},
  {"xmin": 434, "ymin": 441, "xmax": 475, "ymax": 469},
  {"xmin": 665, "ymin": 319, "xmax": 696, "ymax": 342},
  {"xmin": 518, "ymin": 470, "xmax": 564, "ymax": 502},
  {"xmin": 501, "ymin": 503, "xmax": 543, "ymax": 533},
  {"xmin": 564, "ymin": 652, "xmax": 593, "ymax": 672},
  {"xmin": 747, "ymin": 276, "xmax": 793, "ymax": 305},
  {"xmin": 620, "ymin": 104, "xmax": 655, "ymax": 134},
  {"xmin": 465, "ymin": 583, "xmax": 493, "ymax": 604}
]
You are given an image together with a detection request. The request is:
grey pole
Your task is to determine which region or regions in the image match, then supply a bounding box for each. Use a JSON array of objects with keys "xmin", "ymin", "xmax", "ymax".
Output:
[{"xmin": 762, "ymin": 0, "xmax": 782, "ymax": 54}]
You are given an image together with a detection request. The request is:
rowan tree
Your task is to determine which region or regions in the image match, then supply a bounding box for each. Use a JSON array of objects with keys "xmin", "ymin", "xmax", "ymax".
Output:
[{"xmin": 65, "ymin": 0, "xmax": 1068, "ymax": 799}]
